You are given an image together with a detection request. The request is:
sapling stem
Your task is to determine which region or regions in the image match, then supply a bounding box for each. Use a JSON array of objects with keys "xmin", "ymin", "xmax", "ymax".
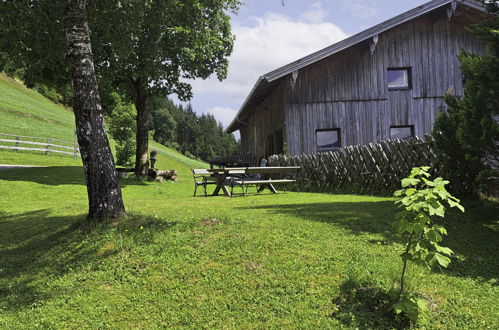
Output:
[{"xmin": 399, "ymin": 232, "xmax": 414, "ymax": 300}]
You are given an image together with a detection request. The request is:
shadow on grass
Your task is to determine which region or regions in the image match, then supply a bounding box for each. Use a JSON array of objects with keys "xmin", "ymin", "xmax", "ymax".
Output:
[
  {"xmin": 0, "ymin": 209, "xmax": 177, "ymax": 311},
  {"xmin": 442, "ymin": 201, "xmax": 499, "ymax": 282},
  {"xmin": 0, "ymin": 166, "xmax": 149, "ymax": 187},
  {"xmin": 240, "ymin": 199, "xmax": 499, "ymax": 282},
  {"xmin": 331, "ymin": 279, "xmax": 409, "ymax": 329},
  {"xmin": 239, "ymin": 201, "xmax": 399, "ymax": 241}
]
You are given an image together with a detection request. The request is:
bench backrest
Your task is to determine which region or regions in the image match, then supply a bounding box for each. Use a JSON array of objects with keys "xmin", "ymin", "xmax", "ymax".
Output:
[{"xmin": 192, "ymin": 169, "xmax": 210, "ymax": 176}]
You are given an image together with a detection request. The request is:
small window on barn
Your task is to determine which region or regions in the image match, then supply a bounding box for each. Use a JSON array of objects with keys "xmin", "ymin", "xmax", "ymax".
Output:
[
  {"xmin": 387, "ymin": 68, "xmax": 411, "ymax": 90},
  {"xmin": 316, "ymin": 129, "xmax": 341, "ymax": 152},
  {"xmin": 390, "ymin": 125, "xmax": 414, "ymax": 140}
]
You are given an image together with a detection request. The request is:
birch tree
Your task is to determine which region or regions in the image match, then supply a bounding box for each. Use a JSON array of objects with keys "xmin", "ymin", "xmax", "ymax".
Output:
[{"xmin": 65, "ymin": 0, "xmax": 125, "ymax": 220}]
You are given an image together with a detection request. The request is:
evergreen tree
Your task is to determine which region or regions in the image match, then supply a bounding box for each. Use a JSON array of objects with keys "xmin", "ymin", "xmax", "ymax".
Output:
[
  {"xmin": 148, "ymin": 97, "xmax": 239, "ymax": 161},
  {"xmin": 432, "ymin": 16, "xmax": 499, "ymax": 196}
]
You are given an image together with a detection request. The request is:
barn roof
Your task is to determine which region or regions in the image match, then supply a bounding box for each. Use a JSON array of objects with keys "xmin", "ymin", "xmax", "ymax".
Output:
[{"xmin": 226, "ymin": 0, "xmax": 489, "ymax": 133}]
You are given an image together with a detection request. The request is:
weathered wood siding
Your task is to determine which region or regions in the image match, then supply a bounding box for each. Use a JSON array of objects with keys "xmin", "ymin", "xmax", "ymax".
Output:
[
  {"xmin": 240, "ymin": 81, "xmax": 286, "ymax": 159},
  {"xmin": 281, "ymin": 8, "xmax": 487, "ymax": 155}
]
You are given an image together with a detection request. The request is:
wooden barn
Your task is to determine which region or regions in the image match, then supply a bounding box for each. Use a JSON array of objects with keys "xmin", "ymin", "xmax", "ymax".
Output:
[{"xmin": 226, "ymin": 0, "xmax": 492, "ymax": 159}]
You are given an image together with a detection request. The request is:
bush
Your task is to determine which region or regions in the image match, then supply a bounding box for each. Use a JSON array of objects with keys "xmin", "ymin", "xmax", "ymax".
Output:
[
  {"xmin": 106, "ymin": 93, "xmax": 136, "ymax": 167},
  {"xmin": 34, "ymin": 83, "xmax": 61, "ymax": 104}
]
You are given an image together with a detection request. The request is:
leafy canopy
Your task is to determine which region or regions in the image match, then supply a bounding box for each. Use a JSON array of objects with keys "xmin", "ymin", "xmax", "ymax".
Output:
[{"xmin": 0, "ymin": 0, "xmax": 242, "ymax": 100}]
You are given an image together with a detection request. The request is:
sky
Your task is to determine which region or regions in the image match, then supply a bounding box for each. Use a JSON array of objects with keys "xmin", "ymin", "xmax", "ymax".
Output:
[{"xmin": 176, "ymin": 0, "xmax": 429, "ymax": 136}]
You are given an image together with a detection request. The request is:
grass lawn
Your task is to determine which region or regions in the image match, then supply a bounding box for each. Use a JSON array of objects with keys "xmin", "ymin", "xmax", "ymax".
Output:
[{"xmin": 0, "ymin": 159, "xmax": 497, "ymax": 329}]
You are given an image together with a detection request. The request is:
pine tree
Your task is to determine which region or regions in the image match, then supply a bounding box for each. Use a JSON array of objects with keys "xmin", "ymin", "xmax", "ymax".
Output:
[{"xmin": 432, "ymin": 16, "xmax": 499, "ymax": 196}]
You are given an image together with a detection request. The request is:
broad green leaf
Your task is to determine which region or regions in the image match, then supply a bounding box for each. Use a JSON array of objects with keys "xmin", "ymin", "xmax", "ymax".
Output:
[
  {"xmin": 426, "ymin": 229, "xmax": 443, "ymax": 242},
  {"xmin": 402, "ymin": 178, "xmax": 419, "ymax": 187},
  {"xmin": 393, "ymin": 302, "xmax": 404, "ymax": 314},
  {"xmin": 435, "ymin": 245, "xmax": 453, "ymax": 256},
  {"xmin": 433, "ymin": 225, "xmax": 448, "ymax": 235},
  {"xmin": 416, "ymin": 298, "xmax": 428, "ymax": 312},
  {"xmin": 429, "ymin": 253, "xmax": 451, "ymax": 268}
]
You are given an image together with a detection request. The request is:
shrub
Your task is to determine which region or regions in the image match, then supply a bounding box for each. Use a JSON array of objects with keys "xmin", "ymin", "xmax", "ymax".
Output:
[{"xmin": 107, "ymin": 93, "xmax": 136, "ymax": 167}]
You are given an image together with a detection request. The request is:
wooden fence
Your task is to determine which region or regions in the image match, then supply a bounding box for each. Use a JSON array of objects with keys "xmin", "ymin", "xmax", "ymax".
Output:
[
  {"xmin": 0, "ymin": 132, "xmax": 79, "ymax": 159},
  {"xmin": 268, "ymin": 137, "xmax": 438, "ymax": 196},
  {"xmin": 209, "ymin": 154, "xmax": 257, "ymax": 168}
]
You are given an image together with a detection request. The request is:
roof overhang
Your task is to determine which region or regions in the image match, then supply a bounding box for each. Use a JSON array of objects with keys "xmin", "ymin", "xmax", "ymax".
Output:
[{"xmin": 226, "ymin": 0, "xmax": 490, "ymax": 133}]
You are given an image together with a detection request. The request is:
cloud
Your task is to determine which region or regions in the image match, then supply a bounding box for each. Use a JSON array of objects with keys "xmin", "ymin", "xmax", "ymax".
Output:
[
  {"xmin": 205, "ymin": 106, "xmax": 238, "ymax": 128},
  {"xmin": 188, "ymin": 12, "xmax": 349, "ymax": 126},
  {"xmin": 300, "ymin": 2, "xmax": 327, "ymax": 23},
  {"xmin": 341, "ymin": 1, "xmax": 378, "ymax": 19}
]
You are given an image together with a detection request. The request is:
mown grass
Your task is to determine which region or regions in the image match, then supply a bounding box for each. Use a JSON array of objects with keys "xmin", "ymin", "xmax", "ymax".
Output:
[
  {"xmin": 0, "ymin": 164, "xmax": 497, "ymax": 329},
  {"xmin": 0, "ymin": 74, "xmax": 75, "ymax": 141}
]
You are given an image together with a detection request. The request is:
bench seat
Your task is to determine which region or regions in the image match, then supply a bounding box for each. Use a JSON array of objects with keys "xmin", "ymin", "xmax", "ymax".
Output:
[{"xmin": 234, "ymin": 179, "xmax": 296, "ymax": 185}]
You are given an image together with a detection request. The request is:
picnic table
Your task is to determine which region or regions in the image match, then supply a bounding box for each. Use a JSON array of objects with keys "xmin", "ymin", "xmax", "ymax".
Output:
[{"xmin": 207, "ymin": 166, "xmax": 300, "ymax": 197}]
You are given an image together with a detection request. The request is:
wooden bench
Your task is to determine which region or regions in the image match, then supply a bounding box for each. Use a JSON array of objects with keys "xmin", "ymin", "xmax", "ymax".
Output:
[
  {"xmin": 232, "ymin": 178, "xmax": 296, "ymax": 195},
  {"xmin": 192, "ymin": 169, "xmax": 217, "ymax": 196}
]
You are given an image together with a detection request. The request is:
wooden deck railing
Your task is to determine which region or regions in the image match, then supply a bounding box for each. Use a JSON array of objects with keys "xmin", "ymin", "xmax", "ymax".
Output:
[{"xmin": 0, "ymin": 132, "xmax": 79, "ymax": 159}]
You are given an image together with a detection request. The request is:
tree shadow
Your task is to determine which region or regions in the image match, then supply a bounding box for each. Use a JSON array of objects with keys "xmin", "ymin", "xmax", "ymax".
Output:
[
  {"xmin": 0, "ymin": 166, "xmax": 85, "ymax": 185},
  {"xmin": 238, "ymin": 201, "xmax": 399, "ymax": 242},
  {"xmin": 0, "ymin": 166, "xmax": 149, "ymax": 186},
  {"xmin": 442, "ymin": 201, "xmax": 499, "ymax": 282},
  {"xmin": 331, "ymin": 278, "xmax": 410, "ymax": 329},
  {"xmin": 238, "ymin": 199, "xmax": 499, "ymax": 282},
  {"xmin": 0, "ymin": 209, "xmax": 177, "ymax": 311}
]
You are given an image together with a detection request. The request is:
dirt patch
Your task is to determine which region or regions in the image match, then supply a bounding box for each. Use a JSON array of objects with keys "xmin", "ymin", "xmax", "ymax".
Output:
[{"xmin": 199, "ymin": 218, "xmax": 222, "ymax": 227}]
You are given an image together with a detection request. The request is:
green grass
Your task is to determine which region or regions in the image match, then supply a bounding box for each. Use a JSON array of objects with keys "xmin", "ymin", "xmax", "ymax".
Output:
[
  {"xmin": 0, "ymin": 165, "xmax": 497, "ymax": 329},
  {"xmin": 0, "ymin": 73, "xmax": 497, "ymax": 328},
  {"xmin": 0, "ymin": 74, "xmax": 76, "ymax": 141}
]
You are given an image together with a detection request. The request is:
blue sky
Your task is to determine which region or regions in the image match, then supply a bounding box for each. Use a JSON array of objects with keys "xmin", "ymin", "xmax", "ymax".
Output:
[{"xmin": 178, "ymin": 0, "xmax": 429, "ymax": 134}]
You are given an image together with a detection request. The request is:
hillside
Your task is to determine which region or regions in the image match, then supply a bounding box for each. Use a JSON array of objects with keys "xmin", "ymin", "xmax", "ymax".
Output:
[{"xmin": 0, "ymin": 73, "xmax": 206, "ymax": 172}]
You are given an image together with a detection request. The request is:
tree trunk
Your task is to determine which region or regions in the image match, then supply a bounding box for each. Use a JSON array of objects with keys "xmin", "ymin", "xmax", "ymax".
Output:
[
  {"xmin": 132, "ymin": 78, "xmax": 149, "ymax": 177},
  {"xmin": 65, "ymin": 0, "xmax": 125, "ymax": 220}
]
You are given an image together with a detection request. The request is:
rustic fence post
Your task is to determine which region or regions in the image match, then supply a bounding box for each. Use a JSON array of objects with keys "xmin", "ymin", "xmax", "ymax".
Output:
[
  {"xmin": 14, "ymin": 136, "xmax": 19, "ymax": 152},
  {"xmin": 45, "ymin": 138, "xmax": 50, "ymax": 155}
]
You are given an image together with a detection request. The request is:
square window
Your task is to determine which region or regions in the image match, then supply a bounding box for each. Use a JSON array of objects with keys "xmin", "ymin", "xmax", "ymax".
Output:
[
  {"xmin": 390, "ymin": 126, "xmax": 414, "ymax": 139},
  {"xmin": 316, "ymin": 129, "xmax": 340, "ymax": 151},
  {"xmin": 387, "ymin": 68, "xmax": 411, "ymax": 90}
]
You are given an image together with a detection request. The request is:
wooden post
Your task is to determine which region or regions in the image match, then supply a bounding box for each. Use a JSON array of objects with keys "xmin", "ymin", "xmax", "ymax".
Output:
[
  {"xmin": 45, "ymin": 138, "xmax": 50, "ymax": 155},
  {"xmin": 14, "ymin": 136, "xmax": 19, "ymax": 152}
]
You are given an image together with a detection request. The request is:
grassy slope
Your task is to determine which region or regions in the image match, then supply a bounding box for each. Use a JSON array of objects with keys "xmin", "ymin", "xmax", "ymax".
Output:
[
  {"xmin": 0, "ymin": 75, "xmax": 75, "ymax": 141},
  {"xmin": 0, "ymin": 73, "xmax": 205, "ymax": 175},
  {"xmin": 0, "ymin": 74, "xmax": 497, "ymax": 328}
]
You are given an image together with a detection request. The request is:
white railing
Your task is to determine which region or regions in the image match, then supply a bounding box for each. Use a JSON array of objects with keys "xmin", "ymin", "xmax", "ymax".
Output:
[{"xmin": 0, "ymin": 132, "xmax": 79, "ymax": 159}]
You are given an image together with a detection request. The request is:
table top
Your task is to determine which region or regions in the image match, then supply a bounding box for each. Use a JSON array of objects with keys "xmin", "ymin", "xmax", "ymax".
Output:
[
  {"xmin": 246, "ymin": 166, "xmax": 300, "ymax": 174},
  {"xmin": 207, "ymin": 166, "xmax": 300, "ymax": 174},
  {"xmin": 206, "ymin": 167, "xmax": 246, "ymax": 173}
]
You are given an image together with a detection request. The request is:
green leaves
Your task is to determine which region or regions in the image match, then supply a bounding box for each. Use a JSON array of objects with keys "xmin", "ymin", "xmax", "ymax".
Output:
[
  {"xmin": 393, "ymin": 167, "xmax": 464, "ymax": 322},
  {"xmin": 393, "ymin": 294, "xmax": 428, "ymax": 322},
  {"xmin": 393, "ymin": 167, "xmax": 462, "ymax": 270},
  {"xmin": 428, "ymin": 253, "xmax": 451, "ymax": 268}
]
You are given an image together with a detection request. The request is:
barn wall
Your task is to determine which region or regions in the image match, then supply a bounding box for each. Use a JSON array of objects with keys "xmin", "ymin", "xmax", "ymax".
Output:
[
  {"xmin": 239, "ymin": 125, "xmax": 255, "ymax": 155},
  {"xmin": 242, "ymin": 81, "xmax": 286, "ymax": 160},
  {"xmin": 283, "ymin": 9, "xmax": 487, "ymax": 155}
]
